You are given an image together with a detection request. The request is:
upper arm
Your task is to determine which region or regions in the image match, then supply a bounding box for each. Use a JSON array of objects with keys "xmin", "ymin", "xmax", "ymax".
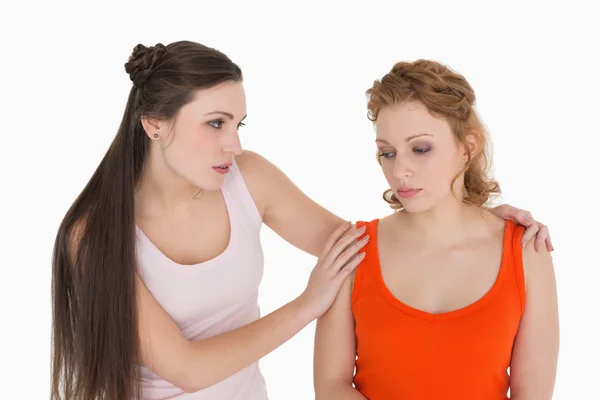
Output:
[
  {"xmin": 510, "ymin": 241, "xmax": 559, "ymax": 398},
  {"xmin": 236, "ymin": 150, "xmax": 346, "ymax": 256},
  {"xmin": 136, "ymin": 273, "xmax": 198, "ymax": 391},
  {"xmin": 314, "ymin": 273, "xmax": 357, "ymax": 392}
]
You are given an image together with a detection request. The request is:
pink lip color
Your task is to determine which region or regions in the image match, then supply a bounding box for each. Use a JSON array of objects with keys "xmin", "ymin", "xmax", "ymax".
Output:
[
  {"xmin": 397, "ymin": 189, "xmax": 422, "ymax": 198},
  {"xmin": 213, "ymin": 166, "xmax": 230, "ymax": 174}
]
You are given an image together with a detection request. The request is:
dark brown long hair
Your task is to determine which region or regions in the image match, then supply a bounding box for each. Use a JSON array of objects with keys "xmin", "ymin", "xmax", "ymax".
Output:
[{"xmin": 51, "ymin": 41, "xmax": 242, "ymax": 400}]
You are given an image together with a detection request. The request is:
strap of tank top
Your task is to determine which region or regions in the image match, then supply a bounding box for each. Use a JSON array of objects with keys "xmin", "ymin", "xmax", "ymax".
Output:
[
  {"xmin": 509, "ymin": 221, "xmax": 527, "ymax": 316},
  {"xmin": 221, "ymin": 158, "xmax": 263, "ymax": 233}
]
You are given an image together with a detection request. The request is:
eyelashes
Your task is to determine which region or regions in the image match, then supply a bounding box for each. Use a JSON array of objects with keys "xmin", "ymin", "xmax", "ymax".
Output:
[
  {"xmin": 208, "ymin": 120, "xmax": 246, "ymax": 130},
  {"xmin": 208, "ymin": 120, "xmax": 223, "ymax": 129},
  {"xmin": 378, "ymin": 147, "xmax": 431, "ymax": 159},
  {"xmin": 413, "ymin": 146, "xmax": 431, "ymax": 154}
]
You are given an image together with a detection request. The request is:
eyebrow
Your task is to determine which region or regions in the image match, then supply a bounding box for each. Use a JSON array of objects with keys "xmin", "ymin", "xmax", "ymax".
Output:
[
  {"xmin": 203, "ymin": 111, "xmax": 247, "ymax": 121},
  {"xmin": 375, "ymin": 133, "xmax": 433, "ymax": 144}
]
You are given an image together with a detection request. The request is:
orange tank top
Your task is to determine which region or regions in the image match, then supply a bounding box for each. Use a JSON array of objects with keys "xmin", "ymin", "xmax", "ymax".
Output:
[{"xmin": 351, "ymin": 219, "xmax": 526, "ymax": 400}]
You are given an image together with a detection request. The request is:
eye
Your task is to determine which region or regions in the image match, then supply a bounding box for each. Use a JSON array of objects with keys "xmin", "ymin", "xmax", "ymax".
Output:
[
  {"xmin": 413, "ymin": 147, "xmax": 431, "ymax": 154},
  {"xmin": 209, "ymin": 120, "xmax": 224, "ymax": 129},
  {"xmin": 379, "ymin": 151, "xmax": 396, "ymax": 159}
]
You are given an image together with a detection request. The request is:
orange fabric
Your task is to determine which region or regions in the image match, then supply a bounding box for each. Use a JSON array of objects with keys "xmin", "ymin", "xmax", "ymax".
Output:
[{"xmin": 351, "ymin": 219, "xmax": 526, "ymax": 400}]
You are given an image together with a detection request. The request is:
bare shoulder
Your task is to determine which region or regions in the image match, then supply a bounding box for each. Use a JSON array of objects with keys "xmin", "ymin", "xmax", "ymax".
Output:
[
  {"xmin": 235, "ymin": 150, "xmax": 276, "ymax": 186},
  {"xmin": 480, "ymin": 209, "xmax": 509, "ymax": 237},
  {"xmin": 377, "ymin": 210, "xmax": 409, "ymax": 240},
  {"xmin": 378, "ymin": 211, "xmax": 401, "ymax": 230},
  {"xmin": 235, "ymin": 150, "xmax": 273, "ymax": 174},
  {"xmin": 234, "ymin": 150, "xmax": 280, "ymax": 218},
  {"xmin": 522, "ymin": 235, "xmax": 555, "ymax": 290}
]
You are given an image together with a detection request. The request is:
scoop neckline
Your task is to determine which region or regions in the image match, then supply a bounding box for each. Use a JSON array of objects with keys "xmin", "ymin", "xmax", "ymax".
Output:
[
  {"xmin": 135, "ymin": 189, "xmax": 235, "ymax": 269},
  {"xmin": 368, "ymin": 218, "xmax": 513, "ymax": 323}
]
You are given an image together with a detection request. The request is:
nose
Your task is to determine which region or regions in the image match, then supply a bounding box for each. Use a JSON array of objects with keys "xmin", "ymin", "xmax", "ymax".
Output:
[
  {"xmin": 392, "ymin": 156, "xmax": 414, "ymax": 179},
  {"xmin": 224, "ymin": 131, "xmax": 243, "ymax": 156}
]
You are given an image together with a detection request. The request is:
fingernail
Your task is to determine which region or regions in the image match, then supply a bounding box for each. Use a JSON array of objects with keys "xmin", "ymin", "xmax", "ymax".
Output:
[
  {"xmin": 359, "ymin": 252, "xmax": 366, "ymax": 258},
  {"xmin": 358, "ymin": 226, "xmax": 366, "ymax": 233},
  {"xmin": 361, "ymin": 235, "xmax": 370, "ymax": 243}
]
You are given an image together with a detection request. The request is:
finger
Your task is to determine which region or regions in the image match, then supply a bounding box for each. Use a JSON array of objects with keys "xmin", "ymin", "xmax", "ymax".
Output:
[
  {"xmin": 534, "ymin": 225, "xmax": 550, "ymax": 252},
  {"xmin": 514, "ymin": 210, "xmax": 534, "ymax": 227},
  {"xmin": 336, "ymin": 252, "xmax": 366, "ymax": 280},
  {"xmin": 339, "ymin": 237, "xmax": 360, "ymax": 256},
  {"xmin": 327, "ymin": 226, "xmax": 367, "ymax": 266},
  {"xmin": 320, "ymin": 221, "xmax": 353, "ymax": 259},
  {"xmin": 325, "ymin": 227, "xmax": 366, "ymax": 268},
  {"xmin": 340, "ymin": 225, "xmax": 370, "ymax": 252},
  {"xmin": 546, "ymin": 235, "xmax": 554, "ymax": 252},
  {"xmin": 521, "ymin": 221, "xmax": 540, "ymax": 248},
  {"xmin": 332, "ymin": 235, "xmax": 370, "ymax": 270},
  {"xmin": 491, "ymin": 204, "xmax": 512, "ymax": 219},
  {"xmin": 492, "ymin": 205, "xmax": 529, "ymax": 226}
]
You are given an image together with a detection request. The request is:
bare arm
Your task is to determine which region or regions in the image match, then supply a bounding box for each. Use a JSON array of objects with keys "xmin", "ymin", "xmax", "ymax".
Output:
[
  {"xmin": 313, "ymin": 274, "xmax": 367, "ymax": 400},
  {"xmin": 509, "ymin": 240, "xmax": 559, "ymax": 399},
  {"xmin": 236, "ymin": 150, "xmax": 345, "ymax": 257},
  {"xmin": 137, "ymin": 273, "xmax": 313, "ymax": 392},
  {"xmin": 136, "ymin": 222, "xmax": 367, "ymax": 393}
]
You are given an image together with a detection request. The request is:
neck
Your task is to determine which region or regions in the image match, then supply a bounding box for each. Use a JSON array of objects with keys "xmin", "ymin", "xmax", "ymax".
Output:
[
  {"xmin": 400, "ymin": 194, "xmax": 486, "ymax": 248},
  {"xmin": 134, "ymin": 150, "xmax": 204, "ymax": 218}
]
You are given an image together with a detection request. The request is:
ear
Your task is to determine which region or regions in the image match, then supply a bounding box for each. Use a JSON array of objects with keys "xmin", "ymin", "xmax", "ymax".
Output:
[
  {"xmin": 141, "ymin": 117, "xmax": 163, "ymax": 140},
  {"xmin": 461, "ymin": 133, "xmax": 479, "ymax": 163}
]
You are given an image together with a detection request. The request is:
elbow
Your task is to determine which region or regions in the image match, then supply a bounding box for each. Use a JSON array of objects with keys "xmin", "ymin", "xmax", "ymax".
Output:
[
  {"xmin": 176, "ymin": 364, "xmax": 212, "ymax": 394},
  {"xmin": 314, "ymin": 378, "xmax": 352, "ymax": 400},
  {"xmin": 182, "ymin": 385, "xmax": 207, "ymax": 395},
  {"xmin": 168, "ymin": 351, "xmax": 212, "ymax": 394},
  {"xmin": 179, "ymin": 380, "xmax": 206, "ymax": 395},
  {"xmin": 176, "ymin": 356, "xmax": 229, "ymax": 394},
  {"xmin": 169, "ymin": 370, "xmax": 205, "ymax": 394},
  {"xmin": 177, "ymin": 374, "xmax": 210, "ymax": 394}
]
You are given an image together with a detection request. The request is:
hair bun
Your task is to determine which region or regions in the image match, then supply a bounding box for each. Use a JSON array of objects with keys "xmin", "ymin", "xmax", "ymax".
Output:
[{"xmin": 124, "ymin": 43, "xmax": 167, "ymax": 88}]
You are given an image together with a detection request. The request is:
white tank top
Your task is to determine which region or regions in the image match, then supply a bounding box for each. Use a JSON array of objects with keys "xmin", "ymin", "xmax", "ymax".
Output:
[{"xmin": 136, "ymin": 158, "xmax": 268, "ymax": 399}]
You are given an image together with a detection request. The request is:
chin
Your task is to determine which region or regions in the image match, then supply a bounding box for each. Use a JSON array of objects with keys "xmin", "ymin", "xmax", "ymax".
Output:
[
  {"xmin": 400, "ymin": 201, "xmax": 433, "ymax": 213},
  {"xmin": 396, "ymin": 193, "xmax": 435, "ymax": 213},
  {"xmin": 186, "ymin": 172, "xmax": 225, "ymax": 193},
  {"xmin": 200, "ymin": 178, "xmax": 226, "ymax": 192}
]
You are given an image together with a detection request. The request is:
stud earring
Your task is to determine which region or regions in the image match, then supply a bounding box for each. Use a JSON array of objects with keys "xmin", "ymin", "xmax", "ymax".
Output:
[{"xmin": 153, "ymin": 134, "xmax": 159, "ymax": 138}]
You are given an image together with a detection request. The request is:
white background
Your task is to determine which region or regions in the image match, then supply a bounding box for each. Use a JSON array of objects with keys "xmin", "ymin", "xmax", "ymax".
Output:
[{"xmin": 1, "ymin": 1, "xmax": 598, "ymax": 398}]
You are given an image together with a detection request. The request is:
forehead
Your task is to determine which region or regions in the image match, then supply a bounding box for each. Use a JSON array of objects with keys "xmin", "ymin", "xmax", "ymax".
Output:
[
  {"xmin": 181, "ymin": 81, "xmax": 247, "ymax": 117},
  {"xmin": 375, "ymin": 101, "xmax": 452, "ymax": 141}
]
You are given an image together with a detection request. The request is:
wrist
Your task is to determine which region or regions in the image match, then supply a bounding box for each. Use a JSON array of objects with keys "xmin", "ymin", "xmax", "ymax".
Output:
[{"xmin": 290, "ymin": 294, "xmax": 318, "ymax": 324}]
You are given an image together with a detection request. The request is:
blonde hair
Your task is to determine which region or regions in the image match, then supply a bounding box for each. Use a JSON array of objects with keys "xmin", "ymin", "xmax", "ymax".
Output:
[{"xmin": 366, "ymin": 59, "xmax": 501, "ymax": 209}]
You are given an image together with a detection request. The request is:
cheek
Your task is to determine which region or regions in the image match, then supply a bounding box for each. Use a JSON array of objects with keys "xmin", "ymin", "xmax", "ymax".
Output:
[
  {"xmin": 181, "ymin": 125, "xmax": 220, "ymax": 157},
  {"xmin": 420, "ymin": 153, "xmax": 458, "ymax": 185},
  {"xmin": 380, "ymin": 159, "xmax": 396, "ymax": 182},
  {"xmin": 166, "ymin": 127, "xmax": 215, "ymax": 166},
  {"xmin": 192, "ymin": 129, "xmax": 216, "ymax": 152}
]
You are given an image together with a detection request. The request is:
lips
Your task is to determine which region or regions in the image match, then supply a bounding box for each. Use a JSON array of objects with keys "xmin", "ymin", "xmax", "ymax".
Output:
[
  {"xmin": 213, "ymin": 162, "xmax": 232, "ymax": 174},
  {"xmin": 396, "ymin": 188, "xmax": 422, "ymax": 199}
]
